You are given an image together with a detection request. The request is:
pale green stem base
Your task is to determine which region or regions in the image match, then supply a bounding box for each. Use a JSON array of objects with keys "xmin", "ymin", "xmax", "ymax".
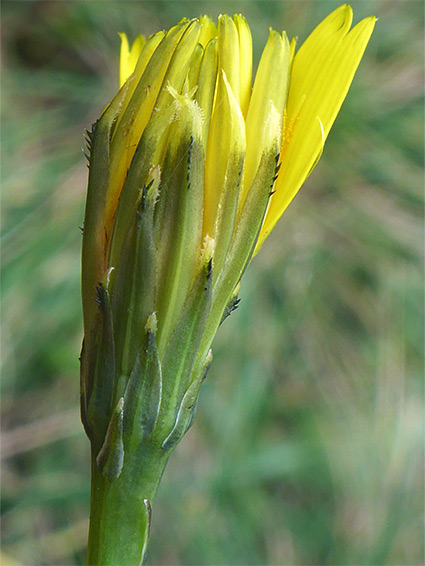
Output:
[{"xmin": 86, "ymin": 441, "xmax": 169, "ymax": 565}]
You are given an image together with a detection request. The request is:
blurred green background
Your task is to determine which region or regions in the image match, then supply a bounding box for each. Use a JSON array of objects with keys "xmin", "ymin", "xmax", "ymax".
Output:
[{"xmin": 1, "ymin": 1, "xmax": 423, "ymax": 564}]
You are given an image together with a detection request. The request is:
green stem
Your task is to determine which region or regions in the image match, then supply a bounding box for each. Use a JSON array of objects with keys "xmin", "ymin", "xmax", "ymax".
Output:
[{"xmin": 86, "ymin": 441, "xmax": 169, "ymax": 565}]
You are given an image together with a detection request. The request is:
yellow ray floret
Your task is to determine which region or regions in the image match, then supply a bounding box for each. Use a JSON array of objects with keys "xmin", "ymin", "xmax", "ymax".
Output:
[
  {"xmin": 109, "ymin": 8, "xmax": 375, "ymax": 268},
  {"xmin": 241, "ymin": 28, "xmax": 290, "ymax": 207},
  {"xmin": 217, "ymin": 15, "xmax": 241, "ymax": 106},
  {"xmin": 257, "ymin": 5, "xmax": 376, "ymax": 250},
  {"xmin": 204, "ymin": 69, "xmax": 246, "ymax": 239},
  {"xmin": 119, "ymin": 33, "xmax": 146, "ymax": 87},
  {"xmin": 198, "ymin": 15, "xmax": 217, "ymax": 48},
  {"xmin": 233, "ymin": 14, "xmax": 252, "ymax": 118}
]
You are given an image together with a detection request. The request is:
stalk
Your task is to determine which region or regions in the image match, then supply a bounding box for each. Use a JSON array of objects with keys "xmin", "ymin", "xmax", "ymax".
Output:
[{"xmin": 86, "ymin": 440, "xmax": 169, "ymax": 565}]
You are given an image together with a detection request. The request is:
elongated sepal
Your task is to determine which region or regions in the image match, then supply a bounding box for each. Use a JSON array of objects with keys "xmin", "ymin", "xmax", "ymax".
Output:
[
  {"xmin": 86, "ymin": 268, "xmax": 116, "ymax": 442},
  {"xmin": 96, "ymin": 397, "xmax": 125, "ymax": 482},
  {"xmin": 130, "ymin": 175, "xmax": 159, "ymax": 346},
  {"xmin": 82, "ymin": 82, "xmax": 131, "ymax": 336},
  {"xmin": 108, "ymin": 106, "xmax": 172, "ymax": 269},
  {"xmin": 157, "ymin": 245, "xmax": 213, "ymax": 434},
  {"xmin": 123, "ymin": 314, "xmax": 162, "ymax": 446},
  {"xmin": 113, "ymin": 171, "xmax": 160, "ymax": 378},
  {"xmin": 80, "ymin": 88, "xmax": 127, "ymax": 442},
  {"xmin": 154, "ymin": 92, "xmax": 205, "ymax": 349},
  {"xmin": 161, "ymin": 349, "xmax": 213, "ymax": 451},
  {"xmin": 214, "ymin": 141, "xmax": 281, "ymax": 315}
]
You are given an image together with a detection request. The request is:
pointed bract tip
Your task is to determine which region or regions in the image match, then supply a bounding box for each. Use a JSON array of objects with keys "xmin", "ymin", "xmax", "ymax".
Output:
[
  {"xmin": 201, "ymin": 234, "xmax": 215, "ymax": 262},
  {"xmin": 103, "ymin": 267, "xmax": 115, "ymax": 288},
  {"xmin": 145, "ymin": 312, "xmax": 158, "ymax": 334},
  {"xmin": 147, "ymin": 165, "xmax": 161, "ymax": 201}
]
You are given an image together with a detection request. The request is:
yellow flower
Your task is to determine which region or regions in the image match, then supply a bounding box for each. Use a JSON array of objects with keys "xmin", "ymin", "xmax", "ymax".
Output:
[
  {"xmin": 81, "ymin": 3, "xmax": 375, "ymax": 476},
  {"xmin": 257, "ymin": 5, "xmax": 376, "ymax": 249},
  {"xmin": 81, "ymin": 10, "xmax": 375, "ymax": 562},
  {"xmin": 117, "ymin": 5, "xmax": 375, "ymax": 252}
]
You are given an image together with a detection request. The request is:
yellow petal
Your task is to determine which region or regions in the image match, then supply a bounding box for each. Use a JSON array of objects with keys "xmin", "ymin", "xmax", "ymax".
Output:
[
  {"xmin": 199, "ymin": 15, "xmax": 217, "ymax": 47},
  {"xmin": 217, "ymin": 14, "xmax": 240, "ymax": 105},
  {"xmin": 155, "ymin": 20, "xmax": 201, "ymax": 111},
  {"xmin": 233, "ymin": 14, "xmax": 252, "ymax": 117},
  {"xmin": 241, "ymin": 29, "xmax": 290, "ymax": 207},
  {"xmin": 119, "ymin": 33, "xmax": 146, "ymax": 87},
  {"xmin": 184, "ymin": 42, "xmax": 204, "ymax": 93},
  {"xmin": 119, "ymin": 33, "xmax": 131, "ymax": 85},
  {"xmin": 204, "ymin": 70, "xmax": 245, "ymax": 240},
  {"xmin": 195, "ymin": 38, "xmax": 218, "ymax": 148},
  {"xmin": 129, "ymin": 31, "xmax": 165, "ymax": 86},
  {"xmin": 258, "ymin": 6, "xmax": 376, "ymax": 248},
  {"xmin": 115, "ymin": 30, "xmax": 165, "ymax": 131},
  {"xmin": 107, "ymin": 21, "xmax": 191, "ymax": 240}
]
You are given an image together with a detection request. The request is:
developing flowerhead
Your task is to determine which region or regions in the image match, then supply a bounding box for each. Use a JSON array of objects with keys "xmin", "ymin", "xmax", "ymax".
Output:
[{"xmin": 81, "ymin": 7, "xmax": 375, "ymax": 457}]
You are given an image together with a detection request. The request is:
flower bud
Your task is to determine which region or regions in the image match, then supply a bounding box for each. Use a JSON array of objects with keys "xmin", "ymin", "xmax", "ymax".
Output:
[{"xmin": 81, "ymin": 8, "xmax": 376, "ymax": 470}]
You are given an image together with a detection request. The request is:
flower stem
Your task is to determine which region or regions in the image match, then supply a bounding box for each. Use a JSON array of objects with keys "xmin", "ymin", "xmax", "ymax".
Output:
[{"xmin": 86, "ymin": 441, "xmax": 169, "ymax": 565}]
